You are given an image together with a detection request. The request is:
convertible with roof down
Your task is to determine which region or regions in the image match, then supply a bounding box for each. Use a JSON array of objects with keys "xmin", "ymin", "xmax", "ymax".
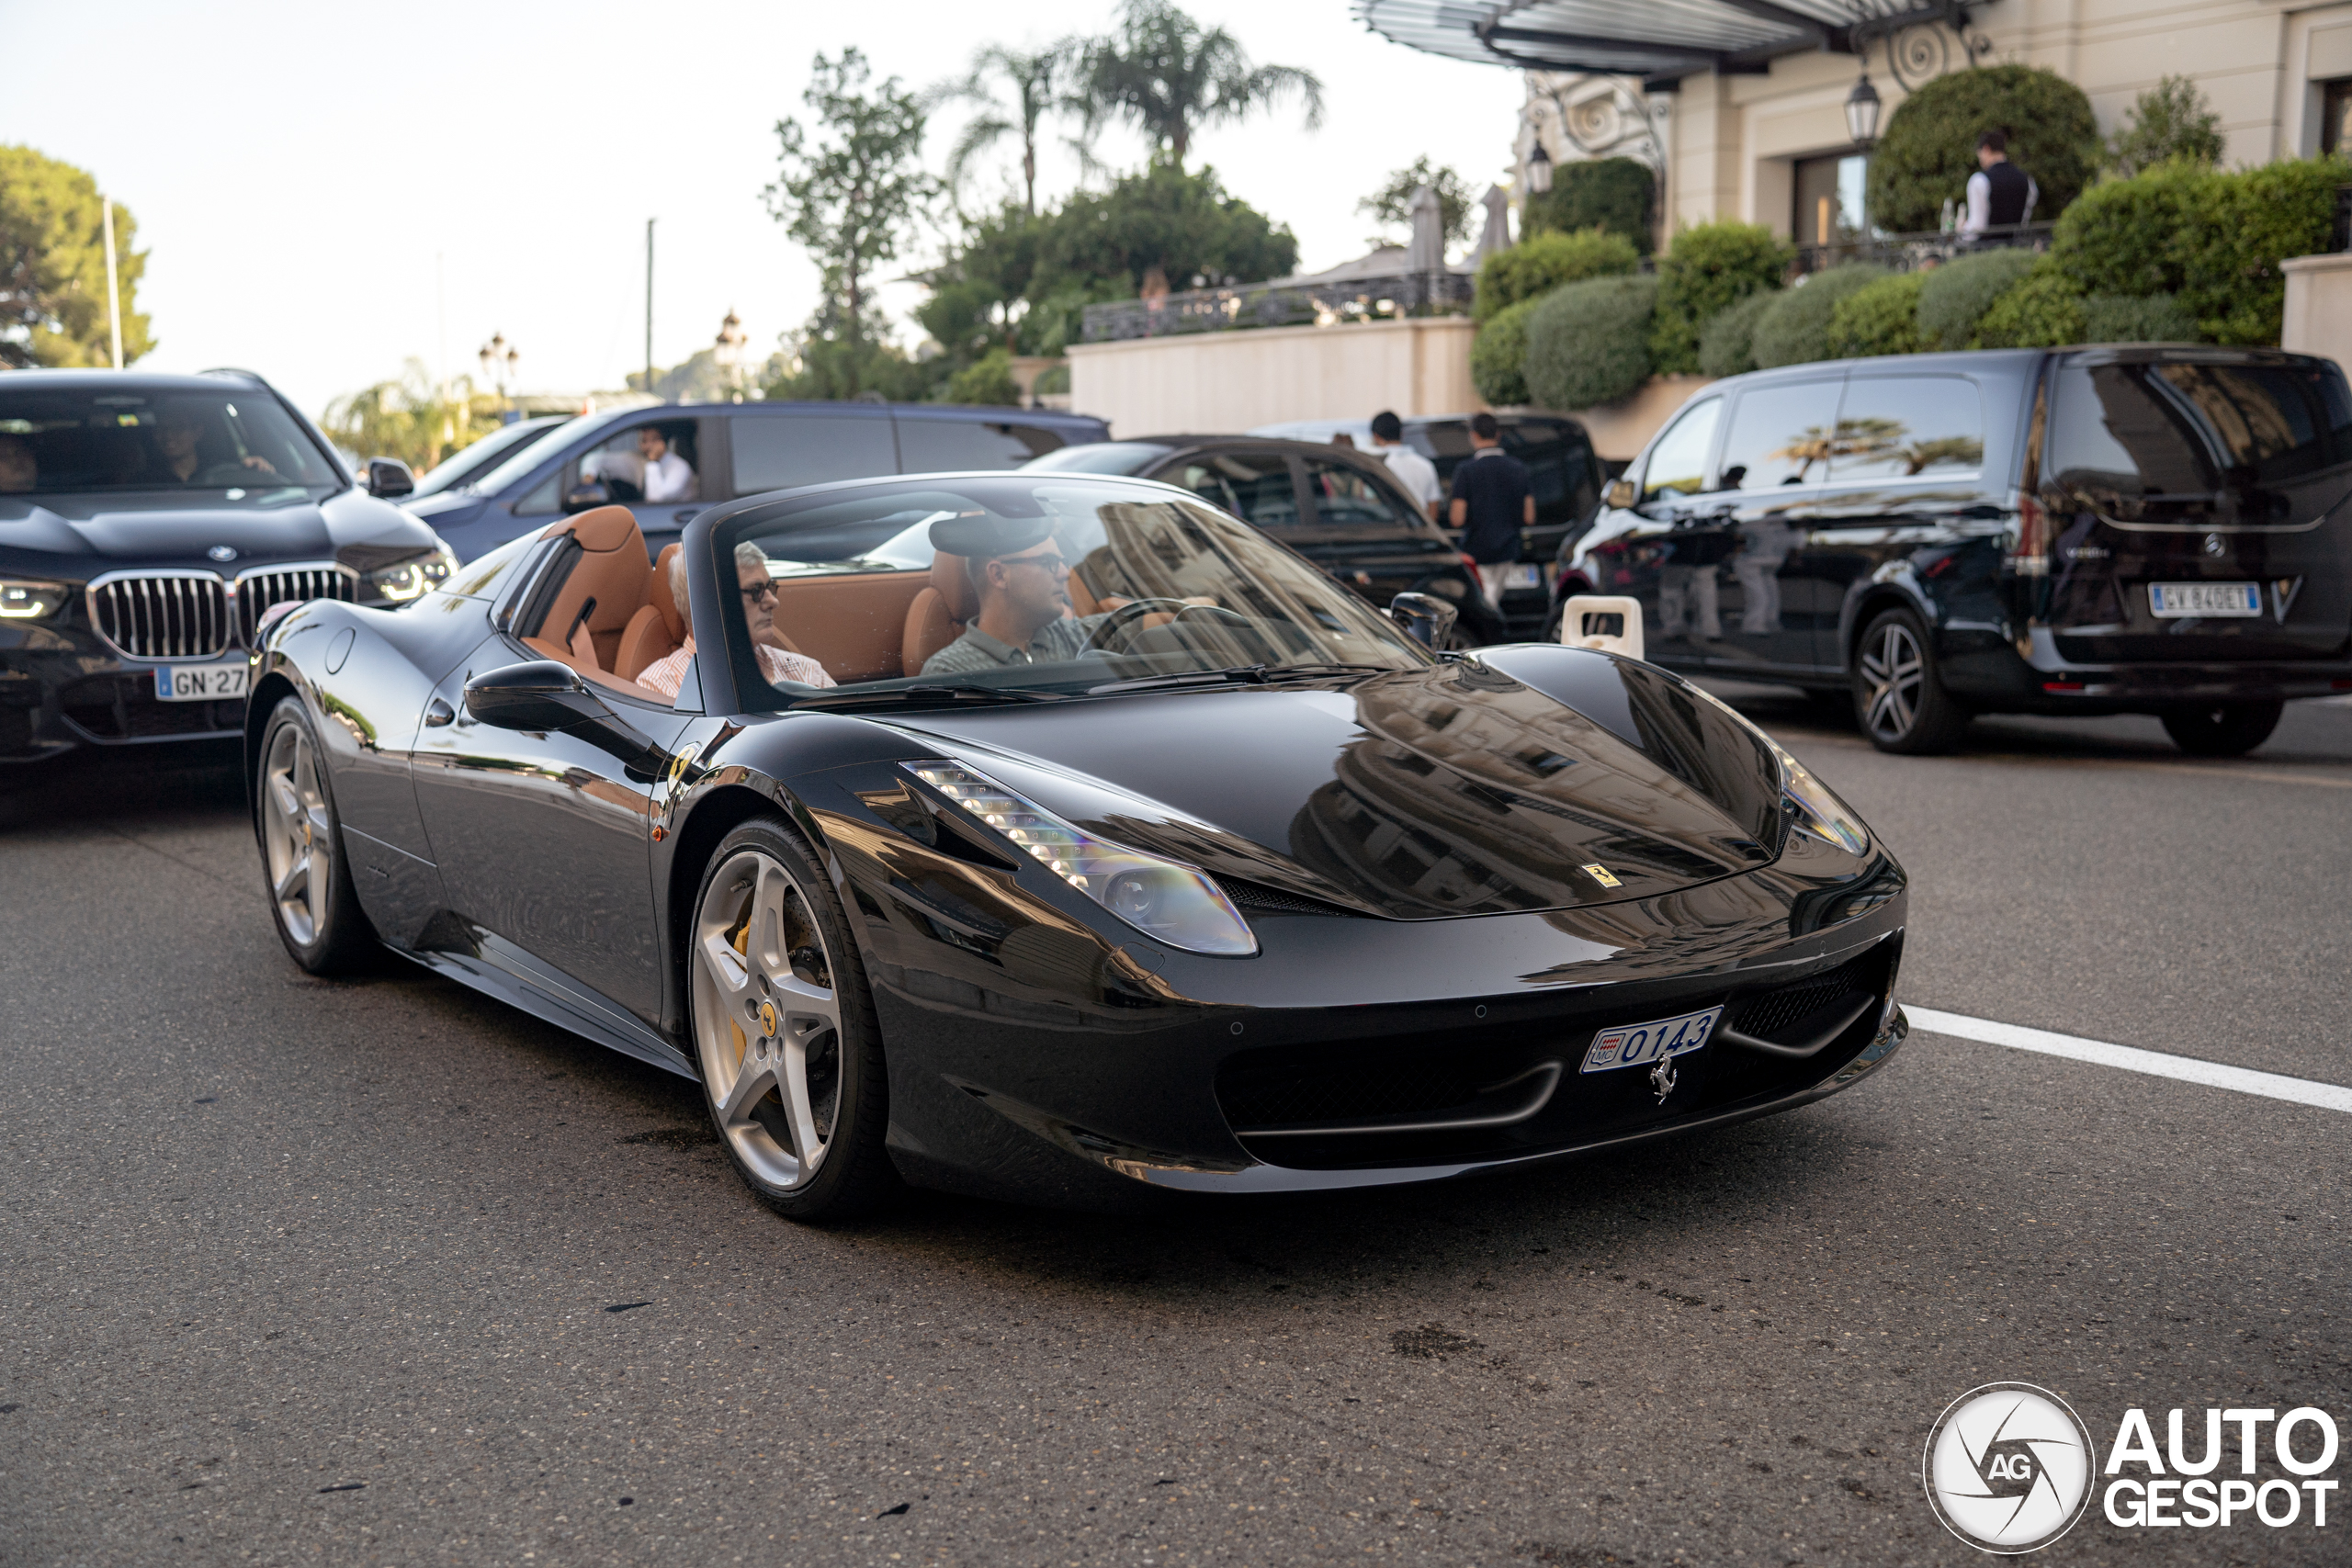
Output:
[{"xmin": 246, "ymin": 469, "xmax": 1911, "ymax": 1218}]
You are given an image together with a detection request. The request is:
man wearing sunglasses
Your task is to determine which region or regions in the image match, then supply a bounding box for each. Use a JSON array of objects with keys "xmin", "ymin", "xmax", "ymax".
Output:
[
  {"xmin": 636, "ymin": 541, "xmax": 833, "ymax": 702},
  {"xmin": 917, "ymin": 513, "xmax": 1118, "ymax": 678}
]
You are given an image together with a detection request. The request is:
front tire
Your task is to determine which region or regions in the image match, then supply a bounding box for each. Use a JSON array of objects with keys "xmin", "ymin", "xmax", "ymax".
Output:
[
  {"xmin": 688, "ymin": 818, "xmax": 897, "ymax": 1222},
  {"xmin": 1852, "ymin": 608, "xmax": 1970, "ymax": 755},
  {"xmin": 2161, "ymin": 701, "xmax": 2282, "ymax": 757},
  {"xmin": 255, "ymin": 696, "xmax": 377, "ymax": 975}
]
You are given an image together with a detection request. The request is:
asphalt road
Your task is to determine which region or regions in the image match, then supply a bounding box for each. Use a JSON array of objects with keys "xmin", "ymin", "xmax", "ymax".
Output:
[{"xmin": 4, "ymin": 695, "xmax": 2347, "ymax": 1568}]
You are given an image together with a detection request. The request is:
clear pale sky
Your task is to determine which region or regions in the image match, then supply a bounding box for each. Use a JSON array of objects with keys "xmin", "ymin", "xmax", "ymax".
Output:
[{"xmin": 3, "ymin": 1, "xmax": 1522, "ymax": 418}]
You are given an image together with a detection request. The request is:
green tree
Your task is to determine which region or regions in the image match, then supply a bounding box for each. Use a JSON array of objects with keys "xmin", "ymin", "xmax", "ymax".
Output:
[
  {"xmin": 1649, "ymin": 220, "xmax": 1792, "ymax": 374},
  {"xmin": 0, "ymin": 144, "xmax": 153, "ymax": 368},
  {"xmin": 1866, "ymin": 65, "xmax": 2099, "ymax": 233},
  {"xmin": 1520, "ymin": 157, "xmax": 1655, "ymax": 254},
  {"xmin": 1073, "ymin": 1, "xmax": 1322, "ymax": 168},
  {"xmin": 1473, "ymin": 228, "xmax": 1640, "ymax": 321},
  {"xmin": 765, "ymin": 49, "xmax": 935, "ymax": 398},
  {"xmin": 927, "ymin": 41, "xmax": 1080, "ymax": 216},
  {"xmin": 322, "ymin": 361, "xmax": 501, "ymax": 473},
  {"xmin": 1034, "ymin": 160, "xmax": 1296, "ymax": 302},
  {"xmin": 2104, "ymin": 75, "xmax": 2226, "ymax": 178},
  {"xmin": 1357, "ymin": 156, "xmax": 1473, "ymax": 250}
]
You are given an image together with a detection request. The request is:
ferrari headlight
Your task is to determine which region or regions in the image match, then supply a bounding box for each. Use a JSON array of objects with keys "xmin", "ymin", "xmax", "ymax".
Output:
[
  {"xmin": 1771, "ymin": 741, "xmax": 1870, "ymax": 855},
  {"xmin": 906, "ymin": 761, "xmax": 1258, "ymax": 956},
  {"xmin": 365, "ymin": 542, "xmax": 459, "ymax": 604},
  {"xmin": 0, "ymin": 579, "xmax": 70, "ymax": 619}
]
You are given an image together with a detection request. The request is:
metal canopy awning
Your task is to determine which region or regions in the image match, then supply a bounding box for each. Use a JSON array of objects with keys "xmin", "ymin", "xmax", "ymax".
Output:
[{"xmin": 1355, "ymin": 1, "xmax": 1952, "ymax": 83}]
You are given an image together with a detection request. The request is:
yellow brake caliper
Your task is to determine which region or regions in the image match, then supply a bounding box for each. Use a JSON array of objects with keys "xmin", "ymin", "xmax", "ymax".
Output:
[{"xmin": 728, "ymin": 921, "xmax": 751, "ymax": 1071}]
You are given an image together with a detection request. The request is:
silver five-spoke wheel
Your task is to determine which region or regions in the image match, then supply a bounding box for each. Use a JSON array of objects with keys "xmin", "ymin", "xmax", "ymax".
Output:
[
  {"xmin": 1851, "ymin": 606, "xmax": 1967, "ymax": 755},
  {"xmin": 692, "ymin": 847, "xmax": 843, "ymax": 1191},
  {"xmin": 1858, "ymin": 621, "xmax": 1923, "ymax": 745},
  {"xmin": 263, "ymin": 717, "xmax": 335, "ymax": 947}
]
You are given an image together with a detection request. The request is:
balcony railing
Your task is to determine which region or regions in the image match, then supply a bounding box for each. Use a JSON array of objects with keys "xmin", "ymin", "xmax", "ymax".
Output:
[
  {"xmin": 1794, "ymin": 222, "xmax": 2056, "ymax": 276},
  {"xmin": 1081, "ymin": 270, "xmax": 1473, "ymax": 344}
]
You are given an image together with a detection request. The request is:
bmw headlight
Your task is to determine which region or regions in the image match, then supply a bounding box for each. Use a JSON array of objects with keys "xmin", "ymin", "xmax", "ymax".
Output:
[
  {"xmin": 365, "ymin": 542, "xmax": 460, "ymax": 604},
  {"xmin": 0, "ymin": 579, "xmax": 70, "ymax": 619},
  {"xmin": 1770, "ymin": 740, "xmax": 1870, "ymax": 855},
  {"xmin": 906, "ymin": 761, "xmax": 1259, "ymax": 956}
]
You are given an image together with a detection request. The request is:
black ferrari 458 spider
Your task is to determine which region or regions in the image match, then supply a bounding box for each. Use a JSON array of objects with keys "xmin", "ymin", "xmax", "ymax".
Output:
[{"xmin": 246, "ymin": 470, "xmax": 1910, "ymax": 1218}]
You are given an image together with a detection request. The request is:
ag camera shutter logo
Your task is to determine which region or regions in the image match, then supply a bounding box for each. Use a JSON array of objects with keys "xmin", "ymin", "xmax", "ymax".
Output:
[{"xmin": 1923, "ymin": 1382, "xmax": 2097, "ymax": 1553}]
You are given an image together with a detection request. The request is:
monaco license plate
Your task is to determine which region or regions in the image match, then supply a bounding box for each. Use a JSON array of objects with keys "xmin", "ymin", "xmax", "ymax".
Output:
[
  {"xmin": 1580, "ymin": 1005, "xmax": 1722, "ymax": 1075},
  {"xmin": 2149, "ymin": 581, "xmax": 2260, "ymax": 618},
  {"xmin": 1502, "ymin": 563, "xmax": 1542, "ymax": 591},
  {"xmin": 154, "ymin": 661, "xmax": 250, "ymax": 702}
]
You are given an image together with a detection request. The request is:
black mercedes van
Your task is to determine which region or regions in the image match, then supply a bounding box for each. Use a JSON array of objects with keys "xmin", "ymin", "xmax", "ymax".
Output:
[{"xmin": 1563, "ymin": 346, "xmax": 2352, "ymax": 754}]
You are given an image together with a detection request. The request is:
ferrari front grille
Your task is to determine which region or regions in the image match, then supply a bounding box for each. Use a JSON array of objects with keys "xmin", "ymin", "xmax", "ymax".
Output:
[
  {"xmin": 237, "ymin": 564, "xmax": 356, "ymax": 645},
  {"xmin": 1729, "ymin": 953, "xmax": 1878, "ymax": 1043},
  {"xmin": 86, "ymin": 573, "xmax": 233, "ymax": 660}
]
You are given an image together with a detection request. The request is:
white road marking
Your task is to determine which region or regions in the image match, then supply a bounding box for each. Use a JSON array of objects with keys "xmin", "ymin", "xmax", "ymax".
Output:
[{"xmin": 1908, "ymin": 1007, "xmax": 2352, "ymax": 1114}]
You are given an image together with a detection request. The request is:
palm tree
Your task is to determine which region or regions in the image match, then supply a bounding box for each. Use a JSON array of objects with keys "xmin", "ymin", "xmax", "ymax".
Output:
[
  {"xmin": 1073, "ymin": 0, "xmax": 1323, "ymax": 169},
  {"xmin": 927, "ymin": 41, "xmax": 1078, "ymax": 216}
]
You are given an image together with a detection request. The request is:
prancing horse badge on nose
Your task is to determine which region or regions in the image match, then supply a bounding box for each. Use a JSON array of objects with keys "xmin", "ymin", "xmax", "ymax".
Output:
[{"xmin": 1649, "ymin": 1057, "xmax": 1678, "ymax": 1102}]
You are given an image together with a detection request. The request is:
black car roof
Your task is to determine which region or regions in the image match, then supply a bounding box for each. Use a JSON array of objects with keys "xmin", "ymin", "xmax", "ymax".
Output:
[{"xmin": 0, "ymin": 367, "xmax": 272, "ymax": 393}]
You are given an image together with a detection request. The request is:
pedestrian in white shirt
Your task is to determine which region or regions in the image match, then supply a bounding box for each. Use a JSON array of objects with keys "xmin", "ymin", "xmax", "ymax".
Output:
[
  {"xmin": 1368, "ymin": 410, "xmax": 1442, "ymax": 523},
  {"xmin": 638, "ymin": 426, "xmax": 698, "ymax": 503},
  {"xmin": 1958, "ymin": 130, "xmax": 2037, "ymax": 239}
]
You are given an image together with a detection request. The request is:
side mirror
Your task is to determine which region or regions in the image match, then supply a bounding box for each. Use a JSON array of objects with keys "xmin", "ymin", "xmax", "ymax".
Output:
[
  {"xmin": 366, "ymin": 457, "xmax": 415, "ymax": 499},
  {"xmin": 563, "ymin": 479, "xmax": 612, "ymax": 514},
  {"xmin": 464, "ymin": 660, "xmax": 668, "ymax": 779},
  {"xmin": 1604, "ymin": 478, "xmax": 1637, "ymax": 510},
  {"xmin": 1388, "ymin": 591, "xmax": 1460, "ymax": 650}
]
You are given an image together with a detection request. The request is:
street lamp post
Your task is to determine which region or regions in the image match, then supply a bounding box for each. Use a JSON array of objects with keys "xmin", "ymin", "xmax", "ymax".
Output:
[
  {"xmin": 1525, "ymin": 136, "xmax": 1554, "ymax": 196},
  {"xmin": 479, "ymin": 333, "xmax": 521, "ymax": 424},
  {"xmin": 1845, "ymin": 73, "xmax": 1883, "ymax": 252}
]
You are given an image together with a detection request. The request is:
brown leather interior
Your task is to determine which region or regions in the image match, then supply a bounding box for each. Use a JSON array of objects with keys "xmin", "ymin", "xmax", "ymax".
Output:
[
  {"xmin": 615, "ymin": 543, "xmax": 685, "ymax": 681},
  {"xmin": 900, "ymin": 551, "xmax": 974, "ymax": 677},
  {"xmin": 520, "ymin": 506, "xmax": 663, "ymax": 696},
  {"xmin": 773, "ymin": 571, "xmax": 931, "ymax": 682}
]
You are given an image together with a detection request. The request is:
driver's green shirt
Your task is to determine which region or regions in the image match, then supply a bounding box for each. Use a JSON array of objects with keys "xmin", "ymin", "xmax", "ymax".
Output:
[{"xmin": 920, "ymin": 612, "xmax": 1114, "ymax": 677}]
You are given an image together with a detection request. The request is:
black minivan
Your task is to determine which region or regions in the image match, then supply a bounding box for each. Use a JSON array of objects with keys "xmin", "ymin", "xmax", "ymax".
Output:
[{"xmin": 1564, "ymin": 346, "xmax": 2352, "ymax": 755}]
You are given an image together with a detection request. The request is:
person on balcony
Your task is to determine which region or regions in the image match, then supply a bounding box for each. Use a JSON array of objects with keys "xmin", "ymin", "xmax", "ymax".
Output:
[{"xmin": 1959, "ymin": 130, "xmax": 2037, "ymax": 240}]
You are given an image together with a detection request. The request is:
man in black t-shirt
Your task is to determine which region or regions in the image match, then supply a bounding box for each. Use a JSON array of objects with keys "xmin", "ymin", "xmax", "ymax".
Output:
[{"xmin": 1448, "ymin": 412, "xmax": 1534, "ymax": 608}]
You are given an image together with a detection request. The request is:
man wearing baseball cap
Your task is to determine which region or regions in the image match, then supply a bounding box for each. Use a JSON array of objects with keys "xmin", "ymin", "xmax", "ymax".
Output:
[{"xmin": 918, "ymin": 512, "xmax": 1114, "ymax": 676}]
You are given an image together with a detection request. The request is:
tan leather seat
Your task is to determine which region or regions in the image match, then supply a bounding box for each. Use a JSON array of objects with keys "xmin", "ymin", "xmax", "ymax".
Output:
[
  {"xmin": 900, "ymin": 551, "xmax": 974, "ymax": 676},
  {"xmin": 523, "ymin": 506, "xmax": 654, "ymax": 691},
  {"xmin": 616, "ymin": 543, "xmax": 686, "ymax": 681}
]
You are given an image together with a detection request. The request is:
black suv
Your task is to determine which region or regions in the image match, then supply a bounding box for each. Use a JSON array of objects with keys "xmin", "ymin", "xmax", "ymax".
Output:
[
  {"xmin": 1566, "ymin": 346, "xmax": 2352, "ymax": 754},
  {"xmin": 1023, "ymin": 434, "xmax": 1509, "ymax": 644},
  {"xmin": 0, "ymin": 370, "xmax": 452, "ymax": 767}
]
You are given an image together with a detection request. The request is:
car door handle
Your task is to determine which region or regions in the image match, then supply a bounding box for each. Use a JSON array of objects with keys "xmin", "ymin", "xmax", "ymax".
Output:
[{"xmin": 424, "ymin": 697, "xmax": 455, "ymax": 728}]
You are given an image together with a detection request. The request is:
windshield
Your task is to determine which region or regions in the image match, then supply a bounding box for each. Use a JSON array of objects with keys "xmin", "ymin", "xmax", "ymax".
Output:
[
  {"xmin": 717, "ymin": 475, "xmax": 1430, "ymax": 709},
  {"xmin": 0, "ymin": 383, "xmax": 339, "ymax": 500},
  {"xmin": 408, "ymin": 415, "xmax": 569, "ymax": 498}
]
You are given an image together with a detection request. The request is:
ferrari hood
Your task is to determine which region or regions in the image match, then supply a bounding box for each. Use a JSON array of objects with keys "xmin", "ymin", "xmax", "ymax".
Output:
[{"xmin": 885, "ymin": 652, "xmax": 1786, "ymax": 919}]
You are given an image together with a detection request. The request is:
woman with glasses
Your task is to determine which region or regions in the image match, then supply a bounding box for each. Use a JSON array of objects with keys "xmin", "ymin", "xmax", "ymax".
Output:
[{"xmin": 637, "ymin": 541, "xmax": 833, "ymax": 702}]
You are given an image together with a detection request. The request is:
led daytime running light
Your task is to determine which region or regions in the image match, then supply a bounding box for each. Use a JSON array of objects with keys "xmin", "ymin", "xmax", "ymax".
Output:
[{"xmin": 906, "ymin": 761, "xmax": 1258, "ymax": 956}]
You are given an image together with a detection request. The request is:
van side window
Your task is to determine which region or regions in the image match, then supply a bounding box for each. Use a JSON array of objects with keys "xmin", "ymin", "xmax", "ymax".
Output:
[
  {"xmin": 895, "ymin": 418, "xmax": 1065, "ymax": 470},
  {"xmin": 1640, "ymin": 399, "xmax": 1721, "ymax": 501},
  {"xmin": 1717, "ymin": 381, "xmax": 1842, "ymax": 489},
  {"xmin": 1828, "ymin": 377, "xmax": 1984, "ymax": 483},
  {"xmin": 732, "ymin": 414, "xmax": 897, "ymax": 492},
  {"xmin": 2048, "ymin": 360, "xmax": 2352, "ymax": 521}
]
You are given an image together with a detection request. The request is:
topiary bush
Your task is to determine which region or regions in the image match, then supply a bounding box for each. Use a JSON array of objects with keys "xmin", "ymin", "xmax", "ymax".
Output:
[
  {"xmin": 2082, "ymin": 294, "xmax": 2199, "ymax": 343},
  {"xmin": 1973, "ymin": 258, "xmax": 2086, "ymax": 348},
  {"xmin": 1916, "ymin": 248, "xmax": 2039, "ymax": 349},
  {"xmin": 1471, "ymin": 293, "xmax": 1544, "ymax": 405},
  {"xmin": 1867, "ymin": 64, "xmax": 2099, "ymax": 233},
  {"xmin": 1524, "ymin": 274, "xmax": 1658, "ymax": 410},
  {"xmin": 2044, "ymin": 159, "xmax": 2204, "ymax": 299},
  {"xmin": 1749, "ymin": 264, "xmax": 1888, "ymax": 368},
  {"xmin": 1649, "ymin": 221, "xmax": 1794, "ymax": 374},
  {"xmin": 1826, "ymin": 272, "xmax": 1927, "ymax": 358},
  {"xmin": 1697, "ymin": 288, "xmax": 1781, "ymax": 378},
  {"xmin": 1521, "ymin": 157, "xmax": 1656, "ymax": 253},
  {"xmin": 1473, "ymin": 227, "xmax": 1642, "ymax": 321}
]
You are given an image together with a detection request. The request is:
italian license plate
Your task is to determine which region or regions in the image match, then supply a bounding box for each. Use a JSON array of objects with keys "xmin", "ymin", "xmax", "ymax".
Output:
[
  {"xmin": 2149, "ymin": 581, "xmax": 2259, "ymax": 618},
  {"xmin": 1580, "ymin": 1004, "xmax": 1722, "ymax": 1075},
  {"xmin": 154, "ymin": 661, "xmax": 250, "ymax": 702},
  {"xmin": 1502, "ymin": 563, "xmax": 1542, "ymax": 591}
]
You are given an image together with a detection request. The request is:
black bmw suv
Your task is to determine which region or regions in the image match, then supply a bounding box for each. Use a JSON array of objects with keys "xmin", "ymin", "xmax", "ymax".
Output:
[
  {"xmin": 1565, "ymin": 346, "xmax": 2352, "ymax": 754},
  {"xmin": 0, "ymin": 369, "xmax": 454, "ymax": 768}
]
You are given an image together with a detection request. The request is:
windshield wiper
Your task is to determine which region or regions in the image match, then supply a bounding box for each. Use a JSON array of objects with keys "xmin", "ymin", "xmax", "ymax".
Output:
[{"xmin": 789, "ymin": 682, "xmax": 1066, "ymax": 711}]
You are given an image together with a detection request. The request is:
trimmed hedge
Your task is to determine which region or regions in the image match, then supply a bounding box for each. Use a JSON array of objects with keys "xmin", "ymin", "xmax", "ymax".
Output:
[
  {"xmin": 1697, "ymin": 288, "xmax": 1781, "ymax": 378},
  {"xmin": 1473, "ymin": 227, "xmax": 1641, "ymax": 321},
  {"xmin": 1471, "ymin": 294, "xmax": 1543, "ymax": 405},
  {"xmin": 1525, "ymin": 274, "xmax": 1657, "ymax": 410},
  {"xmin": 1521, "ymin": 157, "xmax": 1655, "ymax": 254},
  {"xmin": 1826, "ymin": 272, "xmax": 1927, "ymax": 358},
  {"xmin": 1868, "ymin": 64, "xmax": 2099, "ymax": 233},
  {"xmin": 1650, "ymin": 221, "xmax": 1793, "ymax": 374},
  {"xmin": 1973, "ymin": 259, "xmax": 2086, "ymax": 348},
  {"xmin": 2082, "ymin": 293, "xmax": 2199, "ymax": 343},
  {"xmin": 1750, "ymin": 264, "xmax": 1888, "ymax": 368},
  {"xmin": 1917, "ymin": 248, "xmax": 2038, "ymax": 349}
]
